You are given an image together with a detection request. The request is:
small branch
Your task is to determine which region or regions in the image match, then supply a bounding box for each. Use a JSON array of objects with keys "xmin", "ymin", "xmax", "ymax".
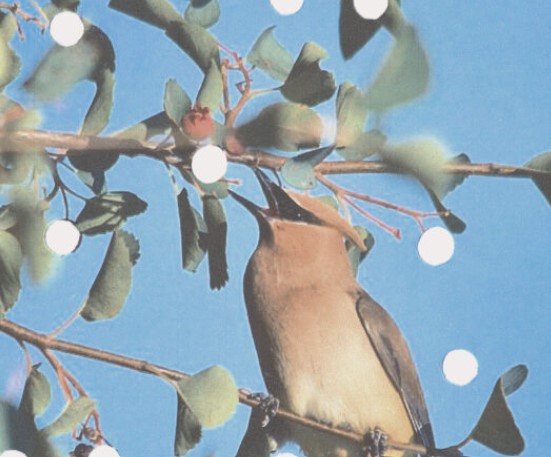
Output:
[
  {"xmin": 3, "ymin": 129, "xmax": 548, "ymax": 180},
  {"xmin": 344, "ymin": 196, "xmax": 401, "ymax": 239},
  {"xmin": 1, "ymin": 318, "xmax": 443, "ymax": 456}
]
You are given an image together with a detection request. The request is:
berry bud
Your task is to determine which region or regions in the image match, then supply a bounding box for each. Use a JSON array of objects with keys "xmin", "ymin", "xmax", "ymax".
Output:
[{"xmin": 181, "ymin": 104, "xmax": 215, "ymax": 141}]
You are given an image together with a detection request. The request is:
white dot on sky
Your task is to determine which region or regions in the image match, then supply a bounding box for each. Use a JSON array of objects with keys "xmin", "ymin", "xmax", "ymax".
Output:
[
  {"xmin": 0, "ymin": 451, "xmax": 28, "ymax": 457},
  {"xmin": 270, "ymin": 0, "xmax": 304, "ymax": 16},
  {"xmin": 417, "ymin": 227, "xmax": 455, "ymax": 266},
  {"xmin": 191, "ymin": 145, "xmax": 228, "ymax": 184},
  {"xmin": 45, "ymin": 219, "xmax": 81, "ymax": 255},
  {"xmin": 88, "ymin": 445, "xmax": 121, "ymax": 457},
  {"xmin": 50, "ymin": 11, "xmax": 85, "ymax": 47},
  {"xmin": 442, "ymin": 349, "xmax": 478, "ymax": 386},
  {"xmin": 353, "ymin": 0, "xmax": 389, "ymax": 20}
]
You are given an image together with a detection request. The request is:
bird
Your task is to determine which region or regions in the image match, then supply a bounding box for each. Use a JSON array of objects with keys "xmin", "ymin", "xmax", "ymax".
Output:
[{"xmin": 230, "ymin": 169, "xmax": 435, "ymax": 457}]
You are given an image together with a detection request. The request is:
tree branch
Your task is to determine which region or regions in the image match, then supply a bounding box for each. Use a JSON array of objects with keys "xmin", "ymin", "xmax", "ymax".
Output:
[
  {"xmin": 0, "ymin": 318, "xmax": 440, "ymax": 456},
  {"xmin": 3, "ymin": 129, "xmax": 549, "ymax": 179}
]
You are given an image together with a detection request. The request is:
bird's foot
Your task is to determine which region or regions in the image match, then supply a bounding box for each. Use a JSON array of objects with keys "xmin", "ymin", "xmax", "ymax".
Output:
[
  {"xmin": 362, "ymin": 427, "xmax": 388, "ymax": 457},
  {"xmin": 248, "ymin": 392, "xmax": 280, "ymax": 428}
]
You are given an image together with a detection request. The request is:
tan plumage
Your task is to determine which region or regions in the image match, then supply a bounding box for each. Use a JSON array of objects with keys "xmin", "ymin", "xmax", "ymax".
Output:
[{"xmin": 232, "ymin": 170, "xmax": 434, "ymax": 457}]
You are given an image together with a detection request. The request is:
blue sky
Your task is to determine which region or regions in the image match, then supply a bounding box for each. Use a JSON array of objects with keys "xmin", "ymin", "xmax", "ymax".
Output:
[{"xmin": 1, "ymin": 1, "xmax": 550, "ymax": 456}]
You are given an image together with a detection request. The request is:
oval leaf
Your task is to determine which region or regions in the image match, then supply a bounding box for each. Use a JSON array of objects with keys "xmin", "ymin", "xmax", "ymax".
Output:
[
  {"xmin": 525, "ymin": 151, "xmax": 551, "ymax": 205},
  {"xmin": 281, "ymin": 145, "xmax": 334, "ymax": 190},
  {"xmin": 202, "ymin": 196, "xmax": 228, "ymax": 289},
  {"xmin": 40, "ymin": 397, "xmax": 96, "ymax": 437},
  {"xmin": 365, "ymin": 25, "xmax": 430, "ymax": 112},
  {"xmin": 75, "ymin": 191, "xmax": 148, "ymax": 236},
  {"xmin": 196, "ymin": 60, "xmax": 223, "ymax": 113},
  {"xmin": 0, "ymin": 13, "xmax": 21, "ymax": 91},
  {"xmin": 336, "ymin": 129, "xmax": 387, "ymax": 161},
  {"xmin": 470, "ymin": 365, "xmax": 527, "ymax": 455},
  {"xmin": 19, "ymin": 365, "xmax": 52, "ymax": 418},
  {"xmin": 174, "ymin": 393, "xmax": 202, "ymax": 456},
  {"xmin": 80, "ymin": 230, "xmax": 140, "ymax": 321},
  {"xmin": 108, "ymin": 0, "xmax": 181, "ymax": 29},
  {"xmin": 164, "ymin": 79, "xmax": 192, "ymax": 126},
  {"xmin": 165, "ymin": 19, "xmax": 220, "ymax": 74},
  {"xmin": 235, "ymin": 102, "xmax": 322, "ymax": 152},
  {"xmin": 0, "ymin": 230, "xmax": 22, "ymax": 312},
  {"xmin": 335, "ymin": 82, "xmax": 369, "ymax": 148},
  {"xmin": 115, "ymin": 111, "xmax": 172, "ymax": 141},
  {"xmin": 346, "ymin": 225, "xmax": 374, "ymax": 276},
  {"xmin": 24, "ymin": 25, "xmax": 115, "ymax": 104},
  {"xmin": 80, "ymin": 67, "xmax": 115, "ymax": 136},
  {"xmin": 177, "ymin": 189, "xmax": 208, "ymax": 272},
  {"xmin": 280, "ymin": 42, "xmax": 336, "ymax": 107},
  {"xmin": 184, "ymin": 0, "xmax": 220, "ymax": 28},
  {"xmin": 175, "ymin": 366, "xmax": 238, "ymax": 428},
  {"xmin": 247, "ymin": 26, "xmax": 294, "ymax": 82}
]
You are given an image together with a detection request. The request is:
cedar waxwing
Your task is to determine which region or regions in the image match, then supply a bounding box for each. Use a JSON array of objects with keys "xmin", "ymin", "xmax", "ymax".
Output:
[{"xmin": 230, "ymin": 169, "xmax": 435, "ymax": 457}]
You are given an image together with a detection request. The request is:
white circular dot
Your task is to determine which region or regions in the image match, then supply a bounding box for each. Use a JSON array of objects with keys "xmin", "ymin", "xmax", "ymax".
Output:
[
  {"xmin": 191, "ymin": 145, "xmax": 228, "ymax": 184},
  {"xmin": 88, "ymin": 446, "xmax": 120, "ymax": 457},
  {"xmin": 0, "ymin": 451, "xmax": 28, "ymax": 457},
  {"xmin": 45, "ymin": 219, "xmax": 81, "ymax": 255},
  {"xmin": 50, "ymin": 11, "xmax": 85, "ymax": 47},
  {"xmin": 270, "ymin": 0, "xmax": 304, "ymax": 16},
  {"xmin": 417, "ymin": 227, "xmax": 454, "ymax": 266},
  {"xmin": 443, "ymin": 349, "xmax": 478, "ymax": 386},
  {"xmin": 353, "ymin": 0, "xmax": 388, "ymax": 20}
]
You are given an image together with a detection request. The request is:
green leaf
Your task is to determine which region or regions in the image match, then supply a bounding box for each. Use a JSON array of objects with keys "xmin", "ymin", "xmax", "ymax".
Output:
[
  {"xmin": 24, "ymin": 25, "xmax": 116, "ymax": 104},
  {"xmin": 80, "ymin": 67, "xmax": 115, "ymax": 135},
  {"xmin": 0, "ymin": 13, "xmax": 21, "ymax": 90},
  {"xmin": 426, "ymin": 188, "xmax": 466, "ymax": 234},
  {"xmin": 202, "ymin": 196, "xmax": 228, "ymax": 289},
  {"xmin": 281, "ymin": 145, "xmax": 334, "ymax": 190},
  {"xmin": 525, "ymin": 151, "xmax": 551, "ymax": 205},
  {"xmin": 52, "ymin": 0, "xmax": 80, "ymax": 9},
  {"xmin": 280, "ymin": 42, "xmax": 336, "ymax": 106},
  {"xmin": 75, "ymin": 170, "xmax": 106, "ymax": 195},
  {"xmin": 9, "ymin": 195, "xmax": 54, "ymax": 284},
  {"xmin": 0, "ymin": 206, "xmax": 16, "ymax": 230},
  {"xmin": 336, "ymin": 129, "xmax": 386, "ymax": 161},
  {"xmin": 335, "ymin": 82, "xmax": 369, "ymax": 148},
  {"xmin": 68, "ymin": 149, "xmax": 119, "ymax": 173},
  {"xmin": 339, "ymin": 0, "xmax": 404, "ymax": 59},
  {"xmin": 0, "ymin": 230, "xmax": 22, "ymax": 313},
  {"xmin": 115, "ymin": 111, "xmax": 172, "ymax": 141},
  {"xmin": 346, "ymin": 226, "xmax": 374, "ymax": 276},
  {"xmin": 365, "ymin": 25, "xmax": 430, "ymax": 111},
  {"xmin": 470, "ymin": 365, "xmax": 527, "ymax": 455},
  {"xmin": 235, "ymin": 102, "xmax": 322, "ymax": 152},
  {"xmin": 165, "ymin": 19, "xmax": 220, "ymax": 73},
  {"xmin": 0, "ymin": 96, "xmax": 41, "ymax": 132},
  {"xmin": 164, "ymin": 79, "xmax": 192, "ymax": 126},
  {"xmin": 177, "ymin": 188, "xmax": 208, "ymax": 272},
  {"xmin": 184, "ymin": 0, "xmax": 220, "ymax": 28},
  {"xmin": 19, "ymin": 365, "xmax": 52, "ymax": 418},
  {"xmin": 75, "ymin": 191, "xmax": 148, "ymax": 236},
  {"xmin": 196, "ymin": 60, "xmax": 223, "ymax": 113},
  {"xmin": 175, "ymin": 366, "xmax": 238, "ymax": 428},
  {"xmin": 109, "ymin": 0, "xmax": 181, "ymax": 29},
  {"xmin": 247, "ymin": 26, "xmax": 294, "ymax": 81},
  {"xmin": 41, "ymin": 397, "xmax": 96, "ymax": 437},
  {"xmin": 80, "ymin": 230, "xmax": 140, "ymax": 321},
  {"xmin": 174, "ymin": 394, "xmax": 202, "ymax": 455}
]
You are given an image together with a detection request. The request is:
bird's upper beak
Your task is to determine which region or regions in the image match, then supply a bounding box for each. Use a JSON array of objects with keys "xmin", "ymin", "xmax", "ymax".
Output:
[{"xmin": 229, "ymin": 168, "xmax": 313, "ymax": 221}]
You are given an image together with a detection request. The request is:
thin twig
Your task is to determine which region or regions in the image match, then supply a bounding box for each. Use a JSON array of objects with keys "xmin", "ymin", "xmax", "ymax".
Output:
[
  {"xmin": 0, "ymin": 318, "xmax": 443, "ymax": 456},
  {"xmin": 3, "ymin": 129, "xmax": 548, "ymax": 180},
  {"xmin": 344, "ymin": 196, "xmax": 401, "ymax": 239}
]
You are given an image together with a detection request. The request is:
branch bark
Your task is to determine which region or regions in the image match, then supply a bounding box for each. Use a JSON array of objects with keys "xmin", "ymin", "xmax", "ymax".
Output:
[
  {"xmin": 3, "ymin": 129, "xmax": 549, "ymax": 179},
  {"xmin": 0, "ymin": 318, "xmax": 435, "ymax": 456}
]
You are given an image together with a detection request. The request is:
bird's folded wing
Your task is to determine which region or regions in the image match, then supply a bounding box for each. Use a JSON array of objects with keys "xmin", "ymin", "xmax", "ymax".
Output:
[{"xmin": 356, "ymin": 291, "xmax": 436, "ymax": 450}]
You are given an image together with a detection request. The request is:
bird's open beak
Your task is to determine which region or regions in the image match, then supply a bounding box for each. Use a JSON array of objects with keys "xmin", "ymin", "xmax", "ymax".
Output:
[{"xmin": 229, "ymin": 168, "xmax": 309, "ymax": 221}]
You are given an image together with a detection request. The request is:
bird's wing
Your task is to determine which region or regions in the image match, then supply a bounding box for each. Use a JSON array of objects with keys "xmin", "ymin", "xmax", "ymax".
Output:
[{"xmin": 356, "ymin": 290, "xmax": 435, "ymax": 450}]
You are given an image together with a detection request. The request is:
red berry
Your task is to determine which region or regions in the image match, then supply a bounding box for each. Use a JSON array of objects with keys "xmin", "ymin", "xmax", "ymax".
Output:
[{"xmin": 181, "ymin": 104, "xmax": 215, "ymax": 141}]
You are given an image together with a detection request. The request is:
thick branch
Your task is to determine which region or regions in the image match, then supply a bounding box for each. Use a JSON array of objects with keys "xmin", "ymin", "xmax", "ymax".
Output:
[
  {"xmin": 2, "ymin": 129, "xmax": 549, "ymax": 179},
  {"xmin": 0, "ymin": 318, "xmax": 434, "ymax": 456}
]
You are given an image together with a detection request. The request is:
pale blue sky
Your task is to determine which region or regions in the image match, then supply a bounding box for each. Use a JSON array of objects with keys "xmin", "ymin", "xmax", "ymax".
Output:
[{"xmin": 1, "ymin": 1, "xmax": 550, "ymax": 456}]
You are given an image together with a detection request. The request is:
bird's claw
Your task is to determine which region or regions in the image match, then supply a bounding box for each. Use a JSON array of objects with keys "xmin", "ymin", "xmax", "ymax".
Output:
[
  {"xmin": 363, "ymin": 427, "xmax": 388, "ymax": 457},
  {"xmin": 249, "ymin": 392, "xmax": 280, "ymax": 428}
]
